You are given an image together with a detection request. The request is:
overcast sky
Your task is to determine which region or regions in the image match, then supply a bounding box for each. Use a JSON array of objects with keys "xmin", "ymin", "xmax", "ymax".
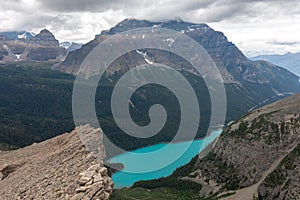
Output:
[{"xmin": 0, "ymin": 0, "xmax": 299, "ymax": 56}]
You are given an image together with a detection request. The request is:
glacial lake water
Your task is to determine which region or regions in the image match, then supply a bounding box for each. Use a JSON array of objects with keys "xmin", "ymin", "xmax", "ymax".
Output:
[{"xmin": 109, "ymin": 129, "xmax": 222, "ymax": 188}]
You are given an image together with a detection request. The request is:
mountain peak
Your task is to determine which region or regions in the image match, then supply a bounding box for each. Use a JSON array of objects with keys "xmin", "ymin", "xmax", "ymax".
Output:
[
  {"xmin": 100, "ymin": 18, "xmax": 211, "ymax": 36},
  {"xmin": 36, "ymin": 29, "xmax": 56, "ymax": 38},
  {"xmin": 30, "ymin": 29, "xmax": 59, "ymax": 47}
]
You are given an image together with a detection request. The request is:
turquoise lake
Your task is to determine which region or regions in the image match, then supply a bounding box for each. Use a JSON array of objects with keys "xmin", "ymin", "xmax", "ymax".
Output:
[{"xmin": 109, "ymin": 129, "xmax": 222, "ymax": 188}]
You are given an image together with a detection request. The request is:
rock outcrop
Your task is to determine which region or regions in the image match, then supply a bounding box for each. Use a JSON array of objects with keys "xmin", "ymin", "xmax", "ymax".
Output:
[
  {"xmin": 74, "ymin": 163, "xmax": 113, "ymax": 200},
  {"xmin": 0, "ymin": 124, "xmax": 113, "ymax": 200}
]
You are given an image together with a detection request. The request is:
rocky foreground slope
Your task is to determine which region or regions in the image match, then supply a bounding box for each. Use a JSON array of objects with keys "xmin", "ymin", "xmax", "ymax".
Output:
[
  {"xmin": 0, "ymin": 124, "xmax": 113, "ymax": 200},
  {"xmin": 182, "ymin": 93, "xmax": 300, "ymax": 199}
]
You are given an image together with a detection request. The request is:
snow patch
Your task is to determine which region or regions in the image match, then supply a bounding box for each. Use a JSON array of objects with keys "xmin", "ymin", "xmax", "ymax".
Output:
[
  {"xmin": 60, "ymin": 42, "xmax": 72, "ymax": 49},
  {"xmin": 164, "ymin": 38, "xmax": 175, "ymax": 47},
  {"xmin": 136, "ymin": 50, "xmax": 153, "ymax": 64},
  {"xmin": 18, "ymin": 32, "xmax": 27, "ymax": 39},
  {"xmin": 129, "ymin": 99, "xmax": 136, "ymax": 108},
  {"xmin": 187, "ymin": 26, "xmax": 195, "ymax": 32},
  {"xmin": 3, "ymin": 45, "xmax": 8, "ymax": 50},
  {"xmin": 153, "ymin": 24, "xmax": 161, "ymax": 28},
  {"xmin": 15, "ymin": 54, "xmax": 22, "ymax": 61}
]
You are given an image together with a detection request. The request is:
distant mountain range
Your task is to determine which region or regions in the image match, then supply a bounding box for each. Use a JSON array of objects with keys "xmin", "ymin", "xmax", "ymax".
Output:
[
  {"xmin": 60, "ymin": 41, "xmax": 83, "ymax": 52},
  {"xmin": 251, "ymin": 52, "xmax": 300, "ymax": 76},
  {"xmin": 0, "ymin": 29, "xmax": 67, "ymax": 63},
  {"xmin": 0, "ymin": 31, "xmax": 35, "ymax": 41},
  {"xmin": 0, "ymin": 30, "xmax": 83, "ymax": 63}
]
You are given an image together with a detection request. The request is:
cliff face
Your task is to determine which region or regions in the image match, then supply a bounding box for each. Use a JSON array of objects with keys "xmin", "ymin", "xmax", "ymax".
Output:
[
  {"xmin": 187, "ymin": 93, "xmax": 300, "ymax": 199},
  {"xmin": 0, "ymin": 29, "xmax": 67, "ymax": 63},
  {"xmin": 0, "ymin": 124, "xmax": 113, "ymax": 200}
]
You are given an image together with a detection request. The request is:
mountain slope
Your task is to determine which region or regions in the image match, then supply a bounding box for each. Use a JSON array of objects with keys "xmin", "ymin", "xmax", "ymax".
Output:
[
  {"xmin": 0, "ymin": 124, "xmax": 114, "ymax": 200},
  {"xmin": 181, "ymin": 93, "xmax": 300, "ymax": 199},
  {"xmin": 56, "ymin": 18, "xmax": 300, "ymax": 123},
  {"xmin": 251, "ymin": 52, "xmax": 300, "ymax": 76}
]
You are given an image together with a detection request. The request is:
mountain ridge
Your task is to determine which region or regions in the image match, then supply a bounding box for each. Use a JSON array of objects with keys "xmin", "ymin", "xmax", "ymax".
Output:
[
  {"xmin": 0, "ymin": 29, "xmax": 67, "ymax": 63},
  {"xmin": 251, "ymin": 52, "xmax": 300, "ymax": 77}
]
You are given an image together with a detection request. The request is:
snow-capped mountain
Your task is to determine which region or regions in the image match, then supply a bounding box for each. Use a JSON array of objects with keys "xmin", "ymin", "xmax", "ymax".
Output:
[
  {"xmin": 60, "ymin": 41, "xmax": 83, "ymax": 52},
  {"xmin": 0, "ymin": 29, "xmax": 67, "ymax": 63},
  {"xmin": 0, "ymin": 31, "xmax": 35, "ymax": 41}
]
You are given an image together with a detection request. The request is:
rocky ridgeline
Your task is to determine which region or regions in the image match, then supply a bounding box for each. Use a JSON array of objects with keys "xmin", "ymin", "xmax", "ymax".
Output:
[
  {"xmin": 0, "ymin": 124, "xmax": 113, "ymax": 200},
  {"xmin": 0, "ymin": 29, "xmax": 67, "ymax": 63}
]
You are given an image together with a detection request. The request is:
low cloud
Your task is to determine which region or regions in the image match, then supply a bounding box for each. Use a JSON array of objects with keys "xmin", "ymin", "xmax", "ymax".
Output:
[
  {"xmin": 272, "ymin": 41, "xmax": 300, "ymax": 46},
  {"xmin": 0, "ymin": 0, "xmax": 299, "ymax": 54}
]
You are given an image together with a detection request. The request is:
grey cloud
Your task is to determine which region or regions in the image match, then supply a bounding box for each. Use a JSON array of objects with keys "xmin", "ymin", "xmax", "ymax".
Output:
[
  {"xmin": 272, "ymin": 41, "xmax": 300, "ymax": 46},
  {"xmin": 38, "ymin": 0, "xmax": 141, "ymax": 12},
  {"xmin": 6, "ymin": 0, "xmax": 298, "ymax": 24},
  {"xmin": 0, "ymin": 0, "xmax": 299, "ymax": 56}
]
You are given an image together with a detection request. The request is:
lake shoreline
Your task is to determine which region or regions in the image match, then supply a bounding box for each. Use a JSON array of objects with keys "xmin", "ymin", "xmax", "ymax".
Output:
[{"xmin": 109, "ymin": 128, "xmax": 223, "ymax": 188}]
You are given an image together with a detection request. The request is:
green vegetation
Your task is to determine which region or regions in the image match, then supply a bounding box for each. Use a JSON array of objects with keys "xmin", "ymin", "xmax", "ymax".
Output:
[
  {"xmin": 0, "ymin": 63, "xmax": 214, "ymax": 152},
  {"xmin": 0, "ymin": 63, "xmax": 75, "ymax": 149},
  {"xmin": 133, "ymin": 177, "xmax": 202, "ymax": 191},
  {"xmin": 201, "ymin": 152, "xmax": 240, "ymax": 190},
  {"xmin": 172, "ymin": 156, "xmax": 198, "ymax": 177},
  {"xmin": 263, "ymin": 144, "xmax": 300, "ymax": 188},
  {"xmin": 111, "ymin": 187, "xmax": 202, "ymax": 200},
  {"xmin": 0, "ymin": 61, "xmax": 287, "ymax": 152},
  {"xmin": 111, "ymin": 187, "xmax": 236, "ymax": 200},
  {"xmin": 223, "ymin": 111, "xmax": 283, "ymax": 145}
]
